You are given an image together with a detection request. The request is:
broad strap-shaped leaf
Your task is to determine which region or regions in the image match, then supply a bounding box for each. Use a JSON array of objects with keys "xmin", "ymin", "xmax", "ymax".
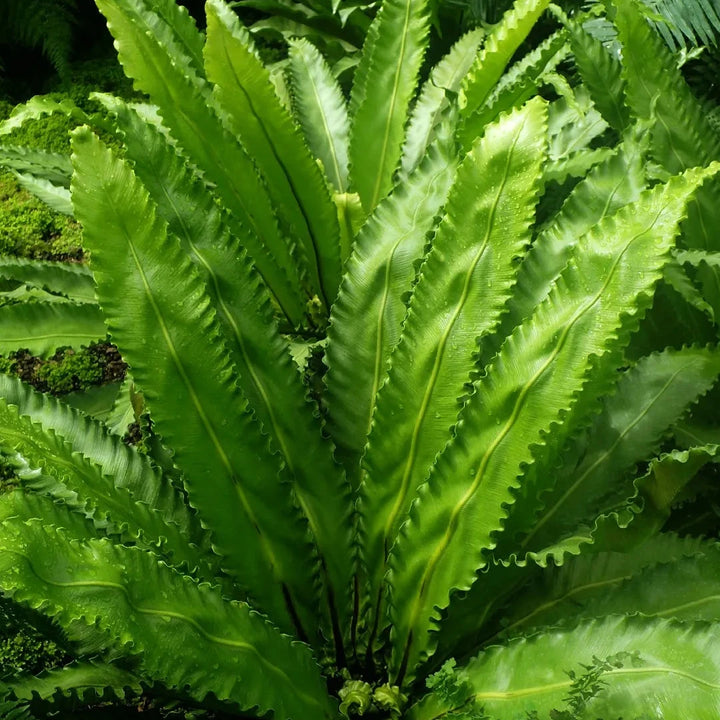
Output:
[
  {"xmin": 288, "ymin": 38, "xmax": 350, "ymax": 194},
  {"xmin": 71, "ymin": 129, "xmax": 321, "ymax": 640},
  {"xmin": 460, "ymin": 29, "xmax": 569, "ymax": 148},
  {"xmin": 386, "ymin": 163, "xmax": 719, "ymax": 683},
  {"xmin": 13, "ymin": 173, "xmax": 73, "ymax": 216},
  {"xmin": 400, "ymin": 27, "xmax": 485, "ymax": 178},
  {"xmin": 101, "ymin": 94, "xmax": 354, "ymax": 648},
  {"xmin": 324, "ymin": 135, "xmax": 458, "ymax": 482},
  {"xmin": 498, "ymin": 130, "xmax": 646, "ymax": 347},
  {"xmin": 0, "ymin": 391, "xmax": 215, "ymax": 581},
  {"xmin": 0, "ymin": 510, "xmax": 339, "ymax": 720},
  {"xmin": 407, "ymin": 616, "xmax": 720, "ymax": 720},
  {"xmin": 94, "ymin": 0, "xmax": 305, "ymax": 325},
  {"xmin": 0, "ymin": 302, "xmax": 106, "ymax": 357},
  {"xmin": 496, "ymin": 533, "xmax": 708, "ymax": 640},
  {"xmin": 0, "ymin": 374, "xmax": 198, "ymax": 543},
  {"xmin": 568, "ymin": 19, "xmax": 629, "ymax": 133},
  {"xmin": 0, "ymin": 661, "xmax": 141, "ymax": 717},
  {"xmin": 205, "ymin": 0, "xmax": 342, "ymax": 308},
  {"xmin": 348, "ymin": 0, "xmax": 431, "ymax": 211},
  {"xmin": 502, "ymin": 345, "xmax": 720, "ymax": 554},
  {"xmin": 0, "ymin": 256, "xmax": 95, "ymax": 304},
  {"xmin": 0, "ymin": 94, "xmax": 89, "ymax": 137},
  {"xmin": 0, "ymin": 146, "xmax": 72, "ymax": 188},
  {"xmin": 361, "ymin": 99, "xmax": 547, "ymax": 649},
  {"xmin": 458, "ymin": 0, "xmax": 550, "ymax": 147}
]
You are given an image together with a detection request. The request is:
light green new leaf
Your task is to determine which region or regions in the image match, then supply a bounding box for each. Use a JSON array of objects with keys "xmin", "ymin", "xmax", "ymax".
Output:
[
  {"xmin": 0, "ymin": 147, "xmax": 71, "ymax": 188},
  {"xmin": 458, "ymin": 0, "xmax": 550, "ymax": 146},
  {"xmin": 0, "ymin": 302, "xmax": 106, "ymax": 357},
  {"xmin": 361, "ymin": 98, "xmax": 547, "ymax": 647},
  {"xmin": 348, "ymin": 0, "xmax": 431, "ymax": 211},
  {"xmin": 324, "ymin": 134, "xmax": 457, "ymax": 481},
  {"xmin": 70, "ymin": 128, "xmax": 321, "ymax": 640},
  {"xmin": 387, "ymin": 163, "xmax": 719, "ymax": 683},
  {"xmin": 460, "ymin": 29, "xmax": 569, "ymax": 148},
  {"xmin": 408, "ymin": 617, "xmax": 720, "ymax": 720},
  {"xmin": 400, "ymin": 27, "xmax": 484, "ymax": 178},
  {"xmin": 0, "ymin": 509, "xmax": 339, "ymax": 720},
  {"xmin": 205, "ymin": 0, "xmax": 342, "ymax": 307},
  {"xmin": 288, "ymin": 38, "xmax": 350, "ymax": 194},
  {"xmin": 13, "ymin": 174, "xmax": 73, "ymax": 216}
]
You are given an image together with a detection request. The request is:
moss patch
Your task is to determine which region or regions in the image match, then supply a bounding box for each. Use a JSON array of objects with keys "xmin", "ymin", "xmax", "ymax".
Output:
[{"xmin": 0, "ymin": 343, "xmax": 127, "ymax": 396}]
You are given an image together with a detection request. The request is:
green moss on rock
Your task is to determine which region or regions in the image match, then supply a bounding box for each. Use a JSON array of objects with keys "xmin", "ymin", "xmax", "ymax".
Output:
[{"xmin": 0, "ymin": 343, "xmax": 127, "ymax": 396}]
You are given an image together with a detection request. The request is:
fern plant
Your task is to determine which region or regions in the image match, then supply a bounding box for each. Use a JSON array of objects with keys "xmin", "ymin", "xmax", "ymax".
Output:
[{"xmin": 1, "ymin": 0, "xmax": 720, "ymax": 717}]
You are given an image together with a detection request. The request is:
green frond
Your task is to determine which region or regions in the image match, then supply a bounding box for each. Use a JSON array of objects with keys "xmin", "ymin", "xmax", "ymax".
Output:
[
  {"xmin": 0, "ymin": 303, "xmax": 106, "ymax": 358},
  {"xmin": 408, "ymin": 616, "xmax": 720, "ymax": 719},
  {"xmin": 361, "ymin": 98, "xmax": 547, "ymax": 653},
  {"xmin": 94, "ymin": 0, "xmax": 306, "ymax": 325},
  {"xmin": 205, "ymin": 0, "xmax": 342, "ymax": 307},
  {"xmin": 0, "ymin": 375, "xmax": 198, "ymax": 542},
  {"xmin": 457, "ymin": 0, "xmax": 550, "ymax": 148},
  {"xmin": 501, "ymin": 345, "xmax": 720, "ymax": 555},
  {"xmin": 460, "ymin": 28, "xmax": 569, "ymax": 145},
  {"xmin": 0, "ymin": 506, "xmax": 338, "ymax": 720},
  {"xmin": 324, "ymin": 132, "xmax": 457, "ymax": 482},
  {"xmin": 0, "ymin": 256, "xmax": 94, "ymax": 304},
  {"xmin": 70, "ymin": 128, "xmax": 321, "ymax": 640},
  {"xmin": 348, "ymin": 0, "xmax": 432, "ymax": 211},
  {"xmin": 400, "ymin": 27, "xmax": 485, "ymax": 178},
  {"xmin": 98, "ymin": 95, "xmax": 354, "ymax": 642},
  {"xmin": 11, "ymin": 174, "xmax": 72, "ymax": 216},
  {"xmin": 568, "ymin": 18, "xmax": 629, "ymax": 132},
  {"xmin": 288, "ymin": 38, "xmax": 351, "ymax": 194},
  {"xmin": 0, "ymin": 661, "xmax": 141, "ymax": 718},
  {"xmin": 0, "ymin": 391, "xmax": 215, "ymax": 580},
  {"xmin": 0, "ymin": 147, "xmax": 71, "ymax": 188},
  {"xmin": 386, "ymin": 163, "xmax": 719, "ymax": 684}
]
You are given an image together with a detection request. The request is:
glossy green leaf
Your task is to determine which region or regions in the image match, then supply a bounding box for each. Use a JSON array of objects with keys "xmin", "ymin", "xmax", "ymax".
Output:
[
  {"xmin": 324, "ymin": 133, "xmax": 457, "ymax": 482},
  {"xmin": 387, "ymin": 163, "xmax": 718, "ymax": 683},
  {"xmin": 458, "ymin": 0, "xmax": 550, "ymax": 142},
  {"xmin": 288, "ymin": 38, "xmax": 350, "ymax": 194},
  {"xmin": 94, "ymin": 0, "xmax": 305, "ymax": 325},
  {"xmin": 70, "ymin": 128, "xmax": 320, "ymax": 639},
  {"xmin": 100, "ymin": 95, "xmax": 354, "ymax": 643},
  {"xmin": 400, "ymin": 27, "xmax": 484, "ymax": 178},
  {"xmin": 348, "ymin": 0, "xmax": 431, "ymax": 211},
  {"xmin": 408, "ymin": 616, "xmax": 720, "ymax": 720},
  {"xmin": 205, "ymin": 0, "xmax": 342, "ymax": 307},
  {"xmin": 0, "ymin": 509, "xmax": 339, "ymax": 720},
  {"xmin": 0, "ymin": 256, "xmax": 95, "ymax": 304},
  {"xmin": 361, "ymin": 98, "xmax": 547, "ymax": 651},
  {"xmin": 0, "ymin": 302, "xmax": 105, "ymax": 357}
]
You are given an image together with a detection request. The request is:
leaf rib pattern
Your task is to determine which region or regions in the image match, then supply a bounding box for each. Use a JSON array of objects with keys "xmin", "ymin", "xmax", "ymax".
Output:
[
  {"xmin": 0, "ymin": 302, "xmax": 106, "ymax": 357},
  {"xmin": 0, "ymin": 511, "xmax": 338, "ymax": 720},
  {"xmin": 399, "ymin": 27, "xmax": 484, "ymax": 178},
  {"xmin": 386, "ymin": 164, "xmax": 718, "ymax": 683},
  {"xmin": 360, "ymin": 99, "xmax": 547, "ymax": 648},
  {"xmin": 458, "ymin": 0, "xmax": 550, "ymax": 147},
  {"xmin": 102, "ymin": 96, "xmax": 354, "ymax": 644},
  {"xmin": 94, "ymin": 0, "xmax": 305, "ymax": 325},
  {"xmin": 348, "ymin": 0, "xmax": 431, "ymax": 211},
  {"xmin": 205, "ymin": 0, "xmax": 342, "ymax": 308},
  {"xmin": 71, "ymin": 129, "xmax": 321, "ymax": 640},
  {"xmin": 407, "ymin": 616, "xmax": 720, "ymax": 720},
  {"xmin": 505, "ymin": 345, "xmax": 720, "ymax": 554},
  {"xmin": 288, "ymin": 38, "xmax": 350, "ymax": 194},
  {"xmin": 324, "ymin": 136, "xmax": 457, "ymax": 481}
]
